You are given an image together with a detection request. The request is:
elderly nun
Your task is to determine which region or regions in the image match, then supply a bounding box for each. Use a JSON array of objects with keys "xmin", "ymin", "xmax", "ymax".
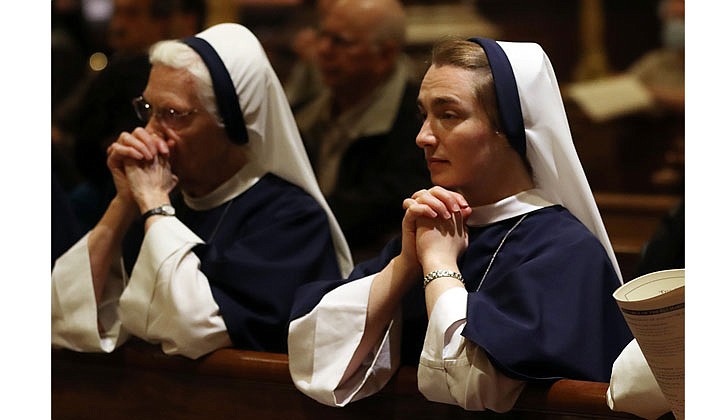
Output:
[{"xmin": 52, "ymin": 23, "xmax": 353, "ymax": 359}]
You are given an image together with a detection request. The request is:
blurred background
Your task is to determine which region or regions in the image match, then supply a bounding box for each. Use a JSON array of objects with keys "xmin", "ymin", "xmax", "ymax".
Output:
[{"xmin": 50, "ymin": 0, "xmax": 685, "ymax": 279}]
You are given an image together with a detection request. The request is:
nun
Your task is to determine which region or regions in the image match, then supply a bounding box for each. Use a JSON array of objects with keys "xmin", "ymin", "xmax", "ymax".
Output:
[
  {"xmin": 51, "ymin": 23, "xmax": 353, "ymax": 359},
  {"xmin": 288, "ymin": 38, "xmax": 633, "ymax": 411}
]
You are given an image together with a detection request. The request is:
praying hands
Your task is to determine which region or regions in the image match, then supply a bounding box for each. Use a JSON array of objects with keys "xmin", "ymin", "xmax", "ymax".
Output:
[{"xmin": 107, "ymin": 127, "xmax": 178, "ymax": 221}]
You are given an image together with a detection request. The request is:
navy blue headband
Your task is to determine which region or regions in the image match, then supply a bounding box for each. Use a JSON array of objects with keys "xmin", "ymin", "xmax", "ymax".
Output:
[
  {"xmin": 181, "ymin": 36, "xmax": 248, "ymax": 144},
  {"xmin": 468, "ymin": 37, "xmax": 526, "ymax": 159}
]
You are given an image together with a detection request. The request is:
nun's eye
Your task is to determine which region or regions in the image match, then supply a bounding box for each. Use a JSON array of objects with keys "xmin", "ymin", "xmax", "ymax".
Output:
[{"xmin": 132, "ymin": 96, "xmax": 199, "ymax": 130}]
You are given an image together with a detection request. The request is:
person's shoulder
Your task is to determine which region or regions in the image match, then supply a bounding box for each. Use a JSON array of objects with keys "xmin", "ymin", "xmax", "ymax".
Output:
[
  {"xmin": 254, "ymin": 173, "xmax": 312, "ymax": 197},
  {"xmin": 526, "ymin": 206, "xmax": 603, "ymax": 246},
  {"xmin": 227, "ymin": 174, "xmax": 329, "ymax": 230},
  {"xmin": 253, "ymin": 173, "xmax": 325, "ymax": 213},
  {"xmin": 516, "ymin": 207, "xmax": 615, "ymax": 275},
  {"xmin": 528, "ymin": 205, "xmax": 589, "ymax": 229}
]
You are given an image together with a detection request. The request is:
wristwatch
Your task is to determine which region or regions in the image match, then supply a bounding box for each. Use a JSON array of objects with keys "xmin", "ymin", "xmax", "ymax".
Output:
[{"xmin": 141, "ymin": 204, "xmax": 176, "ymax": 221}]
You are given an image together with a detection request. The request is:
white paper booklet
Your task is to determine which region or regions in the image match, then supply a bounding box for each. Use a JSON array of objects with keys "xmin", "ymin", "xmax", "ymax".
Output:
[
  {"xmin": 613, "ymin": 269, "xmax": 684, "ymax": 420},
  {"xmin": 566, "ymin": 74, "xmax": 655, "ymax": 122}
]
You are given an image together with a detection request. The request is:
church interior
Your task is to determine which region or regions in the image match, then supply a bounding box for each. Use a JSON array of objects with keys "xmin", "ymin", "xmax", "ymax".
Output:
[{"xmin": 45, "ymin": 0, "xmax": 689, "ymax": 418}]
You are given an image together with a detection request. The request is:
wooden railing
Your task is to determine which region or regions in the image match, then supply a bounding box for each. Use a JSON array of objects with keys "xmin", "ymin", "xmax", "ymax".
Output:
[{"xmin": 52, "ymin": 340, "xmax": 651, "ymax": 420}]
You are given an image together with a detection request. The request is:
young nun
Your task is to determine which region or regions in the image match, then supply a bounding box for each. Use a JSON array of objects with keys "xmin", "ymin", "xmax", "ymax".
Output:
[
  {"xmin": 288, "ymin": 38, "xmax": 633, "ymax": 412},
  {"xmin": 52, "ymin": 23, "xmax": 353, "ymax": 359}
]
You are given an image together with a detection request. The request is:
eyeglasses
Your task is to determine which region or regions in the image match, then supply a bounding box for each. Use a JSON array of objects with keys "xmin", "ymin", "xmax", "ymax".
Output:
[
  {"xmin": 317, "ymin": 29, "xmax": 361, "ymax": 50},
  {"xmin": 132, "ymin": 96, "xmax": 198, "ymax": 130}
]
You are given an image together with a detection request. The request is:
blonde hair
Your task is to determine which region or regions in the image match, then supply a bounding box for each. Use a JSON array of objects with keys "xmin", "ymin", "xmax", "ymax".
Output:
[{"xmin": 430, "ymin": 38, "xmax": 501, "ymax": 133}]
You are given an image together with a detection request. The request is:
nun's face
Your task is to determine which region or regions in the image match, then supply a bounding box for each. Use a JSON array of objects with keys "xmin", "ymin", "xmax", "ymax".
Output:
[
  {"xmin": 142, "ymin": 64, "xmax": 231, "ymax": 194},
  {"xmin": 416, "ymin": 65, "xmax": 511, "ymax": 203}
]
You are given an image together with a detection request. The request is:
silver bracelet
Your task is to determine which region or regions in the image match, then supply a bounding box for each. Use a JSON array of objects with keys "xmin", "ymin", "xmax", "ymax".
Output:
[{"xmin": 423, "ymin": 270, "xmax": 464, "ymax": 289}]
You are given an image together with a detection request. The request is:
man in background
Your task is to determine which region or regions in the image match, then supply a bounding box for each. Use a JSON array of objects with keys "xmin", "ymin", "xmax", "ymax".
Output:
[{"xmin": 294, "ymin": 0, "xmax": 430, "ymax": 261}]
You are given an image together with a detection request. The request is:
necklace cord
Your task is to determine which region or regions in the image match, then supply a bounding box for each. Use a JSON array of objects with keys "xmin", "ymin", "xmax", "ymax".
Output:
[{"xmin": 475, "ymin": 213, "xmax": 528, "ymax": 292}]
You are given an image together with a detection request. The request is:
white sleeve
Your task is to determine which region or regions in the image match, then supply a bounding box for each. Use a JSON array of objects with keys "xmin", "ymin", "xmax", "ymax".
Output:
[
  {"xmin": 51, "ymin": 233, "xmax": 130, "ymax": 353},
  {"xmin": 607, "ymin": 338, "xmax": 672, "ymax": 419},
  {"xmin": 418, "ymin": 287, "xmax": 526, "ymax": 412},
  {"xmin": 288, "ymin": 274, "xmax": 401, "ymax": 407},
  {"xmin": 117, "ymin": 217, "xmax": 232, "ymax": 359}
]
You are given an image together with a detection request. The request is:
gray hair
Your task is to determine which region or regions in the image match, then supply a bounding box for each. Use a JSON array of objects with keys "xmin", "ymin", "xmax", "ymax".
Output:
[{"xmin": 148, "ymin": 40, "xmax": 223, "ymax": 125}]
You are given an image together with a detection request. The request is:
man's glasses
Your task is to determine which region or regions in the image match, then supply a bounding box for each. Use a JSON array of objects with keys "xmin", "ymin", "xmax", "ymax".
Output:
[
  {"xmin": 132, "ymin": 96, "xmax": 198, "ymax": 130},
  {"xmin": 317, "ymin": 29, "xmax": 361, "ymax": 50}
]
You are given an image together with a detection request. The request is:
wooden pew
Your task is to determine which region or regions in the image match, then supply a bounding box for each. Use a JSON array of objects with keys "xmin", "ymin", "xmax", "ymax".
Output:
[
  {"xmin": 51, "ymin": 193, "xmax": 680, "ymax": 418},
  {"xmin": 52, "ymin": 340, "xmax": 651, "ymax": 420},
  {"xmin": 594, "ymin": 192, "xmax": 681, "ymax": 280}
]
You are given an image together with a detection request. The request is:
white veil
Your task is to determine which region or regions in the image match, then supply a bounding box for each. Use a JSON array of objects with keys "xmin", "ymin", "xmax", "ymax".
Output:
[
  {"xmin": 497, "ymin": 41, "xmax": 622, "ymax": 282},
  {"xmin": 190, "ymin": 23, "xmax": 353, "ymax": 276}
]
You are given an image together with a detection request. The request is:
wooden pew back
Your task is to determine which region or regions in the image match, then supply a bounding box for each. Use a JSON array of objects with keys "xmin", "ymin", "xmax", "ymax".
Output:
[
  {"xmin": 52, "ymin": 341, "xmax": 644, "ymax": 419},
  {"xmin": 594, "ymin": 192, "xmax": 681, "ymax": 280}
]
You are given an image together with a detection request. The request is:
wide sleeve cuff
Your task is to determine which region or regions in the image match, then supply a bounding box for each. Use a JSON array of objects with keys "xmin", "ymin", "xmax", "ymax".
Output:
[
  {"xmin": 51, "ymin": 234, "xmax": 128, "ymax": 353},
  {"xmin": 607, "ymin": 339, "xmax": 671, "ymax": 419},
  {"xmin": 118, "ymin": 217, "xmax": 203, "ymax": 337},
  {"xmin": 288, "ymin": 274, "xmax": 400, "ymax": 407},
  {"xmin": 418, "ymin": 287, "xmax": 525, "ymax": 412},
  {"xmin": 421, "ymin": 287, "xmax": 467, "ymax": 362}
]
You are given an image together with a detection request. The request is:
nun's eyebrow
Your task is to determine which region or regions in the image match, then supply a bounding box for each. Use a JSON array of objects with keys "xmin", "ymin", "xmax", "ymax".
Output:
[
  {"xmin": 417, "ymin": 95, "xmax": 462, "ymax": 109},
  {"xmin": 433, "ymin": 96, "xmax": 461, "ymax": 106}
]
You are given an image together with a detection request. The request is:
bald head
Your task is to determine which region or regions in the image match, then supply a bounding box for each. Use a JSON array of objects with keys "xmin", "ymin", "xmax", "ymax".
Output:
[
  {"xmin": 316, "ymin": 0, "xmax": 407, "ymax": 108},
  {"xmin": 329, "ymin": 0, "xmax": 407, "ymax": 47},
  {"xmin": 317, "ymin": 0, "xmax": 338, "ymax": 16}
]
